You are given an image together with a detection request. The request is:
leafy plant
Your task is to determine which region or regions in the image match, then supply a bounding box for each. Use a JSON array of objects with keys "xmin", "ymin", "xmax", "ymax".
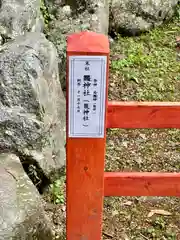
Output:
[
  {"xmin": 152, "ymin": 216, "xmax": 166, "ymax": 230},
  {"xmin": 40, "ymin": 0, "xmax": 54, "ymax": 30},
  {"xmin": 175, "ymin": 2, "xmax": 180, "ymax": 19},
  {"xmin": 50, "ymin": 178, "xmax": 65, "ymax": 204}
]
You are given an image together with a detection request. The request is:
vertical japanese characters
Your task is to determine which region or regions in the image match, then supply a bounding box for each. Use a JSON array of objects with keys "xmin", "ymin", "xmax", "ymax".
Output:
[
  {"xmin": 75, "ymin": 60, "xmax": 99, "ymax": 127},
  {"xmin": 69, "ymin": 56, "xmax": 107, "ymax": 138}
]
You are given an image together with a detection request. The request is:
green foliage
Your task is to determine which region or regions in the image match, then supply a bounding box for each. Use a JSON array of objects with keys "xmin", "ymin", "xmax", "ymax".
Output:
[
  {"xmin": 40, "ymin": 0, "xmax": 54, "ymax": 30},
  {"xmin": 110, "ymin": 17, "xmax": 180, "ymax": 101},
  {"xmin": 49, "ymin": 178, "xmax": 65, "ymax": 204},
  {"xmin": 175, "ymin": 2, "xmax": 180, "ymax": 19},
  {"xmin": 142, "ymin": 217, "xmax": 176, "ymax": 239}
]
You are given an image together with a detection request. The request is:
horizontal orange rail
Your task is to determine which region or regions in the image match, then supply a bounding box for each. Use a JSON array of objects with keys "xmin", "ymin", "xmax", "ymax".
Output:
[
  {"xmin": 107, "ymin": 101, "xmax": 180, "ymax": 129},
  {"xmin": 104, "ymin": 172, "xmax": 180, "ymax": 196}
]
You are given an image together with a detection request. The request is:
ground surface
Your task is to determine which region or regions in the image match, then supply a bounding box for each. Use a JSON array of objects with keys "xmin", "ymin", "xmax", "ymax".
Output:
[
  {"xmin": 103, "ymin": 13, "xmax": 180, "ymax": 240},
  {"xmin": 44, "ymin": 9, "xmax": 180, "ymax": 240}
]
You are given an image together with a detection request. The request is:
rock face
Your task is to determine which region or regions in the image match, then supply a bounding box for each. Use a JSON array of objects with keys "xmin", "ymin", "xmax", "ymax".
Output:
[
  {"xmin": 47, "ymin": 0, "xmax": 109, "ymax": 89},
  {"xmin": 0, "ymin": 32, "xmax": 66, "ymax": 184},
  {"xmin": 110, "ymin": 0, "xmax": 179, "ymax": 35},
  {"xmin": 0, "ymin": 153, "xmax": 54, "ymax": 240},
  {"xmin": 0, "ymin": 0, "xmax": 43, "ymax": 40},
  {"xmin": 66, "ymin": 0, "xmax": 109, "ymax": 34},
  {"xmin": 0, "ymin": 0, "xmax": 66, "ymax": 239}
]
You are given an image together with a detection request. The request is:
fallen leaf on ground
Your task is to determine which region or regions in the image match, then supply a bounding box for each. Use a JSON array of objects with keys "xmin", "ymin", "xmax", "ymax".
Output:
[
  {"xmin": 103, "ymin": 231, "xmax": 114, "ymax": 238},
  {"xmin": 121, "ymin": 233, "xmax": 130, "ymax": 240},
  {"xmin": 148, "ymin": 209, "xmax": 172, "ymax": 217},
  {"xmin": 61, "ymin": 205, "xmax": 66, "ymax": 212},
  {"xmin": 110, "ymin": 54, "xmax": 126, "ymax": 61},
  {"xmin": 123, "ymin": 201, "xmax": 133, "ymax": 206},
  {"xmin": 112, "ymin": 210, "xmax": 119, "ymax": 216}
]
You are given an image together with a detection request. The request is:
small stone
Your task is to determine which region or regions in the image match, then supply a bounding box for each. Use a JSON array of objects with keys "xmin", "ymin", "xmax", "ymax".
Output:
[{"xmin": 62, "ymin": 5, "xmax": 71, "ymax": 16}]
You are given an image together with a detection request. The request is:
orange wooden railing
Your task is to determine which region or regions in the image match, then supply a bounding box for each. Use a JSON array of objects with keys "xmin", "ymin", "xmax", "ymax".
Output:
[{"xmin": 66, "ymin": 31, "xmax": 180, "ymax": 240}]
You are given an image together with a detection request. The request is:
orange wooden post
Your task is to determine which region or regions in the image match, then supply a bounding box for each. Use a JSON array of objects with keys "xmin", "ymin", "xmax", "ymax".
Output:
[{"xmin": 66, "ymin": 31, "xmax": 109, "ymax": 240}]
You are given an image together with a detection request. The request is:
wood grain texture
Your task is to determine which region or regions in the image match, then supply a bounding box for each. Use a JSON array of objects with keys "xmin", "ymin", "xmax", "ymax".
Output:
[
  {"xmin": 66, "ymin": 31, "xmax": 109, "ymax": 240},
  {"xmin": 66, "ymin": 139, "xmax": 106, "ymax": 240},
  {"xmin": 104, "ymin": 172, "xmax": 180, "ymax": 196},
  {"xmin": 107, "ymin": 101, "xmax": 180, "ymax": 128}
]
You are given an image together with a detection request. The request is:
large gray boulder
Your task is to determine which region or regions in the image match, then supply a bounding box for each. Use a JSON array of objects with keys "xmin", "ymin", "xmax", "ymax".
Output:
[
  {"xmin": 0, "ymin": 0, "xmax": 43, "ymax": 41},
  {"xmin": 0, "ymin": 153, "xmax": 54, "ymax": 240},
  {"xmin": 66, "ymin": 0, "xmax": 109, "ymax": 34},
  {"xmin": 0, "ymin": 32, "xmax": 66, "ymax": 185},
  {"xmin": 47, "ymin": 0, "xmax": 109, "ymax": 89},
  {"xmin": 110, "ymin": 0, "xmax": 179, "ymax": 35}
]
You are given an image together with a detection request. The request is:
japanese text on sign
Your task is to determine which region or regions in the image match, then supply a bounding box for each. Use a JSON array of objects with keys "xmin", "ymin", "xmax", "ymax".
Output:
[{"xmin": 68, "ymin": 56, "xmax": 107, "ymax": 138}]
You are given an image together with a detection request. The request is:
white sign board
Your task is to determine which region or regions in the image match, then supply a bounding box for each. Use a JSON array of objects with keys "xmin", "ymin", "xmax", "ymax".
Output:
[{"xmin": 68, "ymin": 56, "xmax": 107, "ymax": 138}]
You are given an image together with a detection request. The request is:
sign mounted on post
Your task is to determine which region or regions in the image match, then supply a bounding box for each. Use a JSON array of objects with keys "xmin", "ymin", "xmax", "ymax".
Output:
[
  {"xmin": 68, "ymin": 55, "xmax": 107, "ymax": 138},
  {"xmin": 66, "ymin": 31, "xmax": 109, "ymax": 240}
]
